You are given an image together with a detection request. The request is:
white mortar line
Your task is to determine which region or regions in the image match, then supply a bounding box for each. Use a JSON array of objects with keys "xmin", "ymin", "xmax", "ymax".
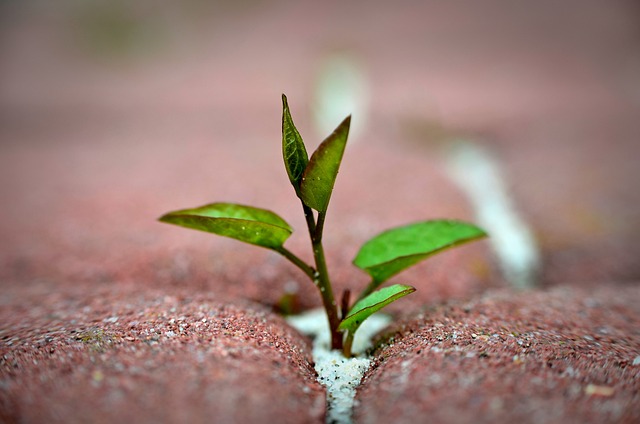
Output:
[
  {"xmin": 445, "ymin": 140, "xmax": 541, "ymax": 289},
  {"xmin": 287, "ymin": 309, "xmax": 390, "ymax": 424},
  {"xmin": 313, "ymin": 51, "xmax": 369, "ymax": 143}
]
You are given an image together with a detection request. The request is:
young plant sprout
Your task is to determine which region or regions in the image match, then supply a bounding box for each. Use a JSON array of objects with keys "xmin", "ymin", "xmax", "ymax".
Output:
[{"xmin": 159, "ymin": 95, "xmax": 487, "ymax": 357}]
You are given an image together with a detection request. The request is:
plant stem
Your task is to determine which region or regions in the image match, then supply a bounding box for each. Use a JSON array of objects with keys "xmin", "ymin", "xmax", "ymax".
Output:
[
  {"xmin": 302, "ymin": 203, "xmax": 316, "ymax": 234},
  {"xmin": 313, "ymin": 209, "xmax": 326, "ymax": 241},
  {"xmin": 275, "ymin": 246, "xmax": 316, "ymax": 279},
  {"xmin": 340, "ymin": 289, "xmax": 351, "ymax": 320},
  {"xmin": 303, "ymin": 205, "xmax": 342, "ymax": 350},
  {"xmin": 342, "ymin": 331, "xmax": 354, "ymax": 358}
]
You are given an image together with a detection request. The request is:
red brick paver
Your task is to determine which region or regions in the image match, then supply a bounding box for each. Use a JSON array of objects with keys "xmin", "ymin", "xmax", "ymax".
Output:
[
  {"xmin": 1, "ymin": 1, "xmax": 639, "ymax": 423},
  {"xmin": 1, "ymin": 287, "xmax": 323, "ymax": 424},
  {"xmin": 356, "ymin": 284, "xmax": 640, "ymax": 424}
]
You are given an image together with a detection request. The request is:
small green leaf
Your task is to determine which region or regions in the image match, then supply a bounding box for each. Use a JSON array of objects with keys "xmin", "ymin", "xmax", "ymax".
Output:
[
  {"xmin": 299, "ymin": 115, "xmax": 351, "ymax": 212},
  {"xmin": 353, "ymin": 220, "xmax": 487, "ymax": 285},
  {"xmin": 338, "ymin": 284, "xmax": 415, "ymax": 333},
  {"xmin": 282, "ymin": 94, "xmax": 309, "ymax": 188},
  {"xmin": 159, "ymin": 202, "xmax": 293, "ymax": 250}
]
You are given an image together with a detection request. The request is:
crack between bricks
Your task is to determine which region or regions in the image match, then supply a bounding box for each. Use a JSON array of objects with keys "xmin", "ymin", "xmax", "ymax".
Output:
[{"xmin": 287, "ymin": 309, "xmax": 391, "ymax": 424}]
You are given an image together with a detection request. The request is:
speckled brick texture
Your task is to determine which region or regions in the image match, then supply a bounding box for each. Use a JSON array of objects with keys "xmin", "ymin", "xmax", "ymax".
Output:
[
  {"xmin": 355, "ymin": 284, "xmax": 640, "ymax": 424},
  {"xmin": 0, "ymin": 287, "xmax": 324, "ymax": 424},
  {"xmin": 1, "ymin": 0, "xmax": 639, "ymax": 423}
]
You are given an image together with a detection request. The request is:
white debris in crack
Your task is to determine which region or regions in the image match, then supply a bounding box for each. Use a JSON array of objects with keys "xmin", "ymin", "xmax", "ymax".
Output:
[
  {"xmin": 313, "ymin": 51, "xmax": 369, "ymax": 143},
  {"xmin": 287, "ymin": 309, "xmax": 390, "ymax": 424},
  {"xmin": 445, "ymin": 140, "xmax": 541, "ymax": 289}
]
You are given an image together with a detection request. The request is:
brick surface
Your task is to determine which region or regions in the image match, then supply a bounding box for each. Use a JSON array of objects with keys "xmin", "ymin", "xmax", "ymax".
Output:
[
  {"xmin": 356, "ymin": 284, "xmax": 640, "ymax": 424},
  {"xmin": 1, "ymin": 1, "xmax": 639, "ymax": 423},
  {"xmin": 494, "ymin": 117, "xmax": 640, "ymax": 285},
  {"xmin": 0, "ymin": 287, "xmax": 324, "ymax": 424}
]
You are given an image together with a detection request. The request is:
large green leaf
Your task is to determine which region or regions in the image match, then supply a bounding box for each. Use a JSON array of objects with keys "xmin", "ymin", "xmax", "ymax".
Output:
[
  {"xmin": 281, "ymin": 94, "xmax": 308, "ymax": 188},
  {"xmin": 159, "ymin": 202, "xmax": 293, "ymax": 250},
  {"xmin": 299, "ymin": 115, "xmax": 351, "ymax": 212},
  {"xmin": 353, "ymin": 220, "xmax": 487, "ymax": 284},
  {"xmin": 338, "ymin": 284, "xmax": 415, "ymax": 333}
]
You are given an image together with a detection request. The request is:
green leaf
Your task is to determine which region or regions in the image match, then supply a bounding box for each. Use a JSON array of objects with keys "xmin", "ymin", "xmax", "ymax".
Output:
[
  {"xmin": 159, "ymin": 202, "xmax": 293, "ymax": 250},
  {"xmin": 353, "ymin": 220, "xmax": 487, "ymax": 285},
  {"xmin": 299, "ymin": 115, "xmax": 351, "ymax": 212},
  {"xmin": 338, "ymin": 284, "xmax": 415, "ymax": 333},
  {"xmin": 282, "ymin": 94, "xmax": 308, "ymax": 188}
]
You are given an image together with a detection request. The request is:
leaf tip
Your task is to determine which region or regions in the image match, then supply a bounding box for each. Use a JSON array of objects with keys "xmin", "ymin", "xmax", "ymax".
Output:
[
  {"xmin": 341, "ymin": 115, "xmax": 352, "ymax": 131},
  {"xmin": 157, "ymin": 212, "xmax": 172, "ymax": 223}
]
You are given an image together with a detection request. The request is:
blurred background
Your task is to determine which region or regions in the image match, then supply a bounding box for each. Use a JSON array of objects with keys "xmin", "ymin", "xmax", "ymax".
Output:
[{"xmin": 1, "ymin": 0, "xmax": 639, "ymax": 308}]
